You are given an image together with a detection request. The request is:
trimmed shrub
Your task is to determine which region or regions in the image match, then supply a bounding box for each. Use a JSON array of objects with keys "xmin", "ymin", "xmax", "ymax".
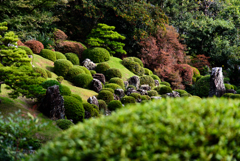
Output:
[
  {"xmin": 225, "ymin": 84, "xmax": 234, "ymax": 90},
  {"xmin": 24, "ymin": 40, "xmax": 44, "ymax": 54},
  {"xmin": 98, "ymin": 99, "xmax": 107, "ymax": 113},
  {"xmin": 132, "ymin": 57, "xmax": 144, "ymax": 67},
  {"xmin": 104, "ymin": 83, "xmax": 122, "ymax": 91},
  {"xmin": 160, "ymin": 82, "xmax": 171, "ymax": 87},
  {"xmin": 140, "ymin": 76, "xmax": 155, "ymax": 88},
  {"xmin": 90, "ymin": 70, "xmax": 96, "ymax": 75},
  {"xmin": 147, "ymin": 90, "xmax": 158, "ymax": 97},
  {"xmin": 140, "ymin": 95, "xmax": 151, "ymax": 101},
  {"xmin": 97, "ymin": 90, "xmax": 114, "ymax": 104},
  {"xmin": 230, "ymin": 94, "xmax": 240, "ymax": 99},
  {"xmin": 83, "ymin": 103, "xmax": 99, "ymax": 117},
  {"xmin": 82, "ymin": 47, "xmax": 110, "ymax": 63},
  {"xmin": 158, "ymin": 86, "xmax": 172, "ymax": 95},
  {"xmin": 63, "ymin": 96, "xmax": 85, "ymax": 123},
  {"xmin": 18, "ymin": 46, "xmax": 33, "ymax": 55},
  {"xmin": 95, "ymin": 62, "xmax": 110, "ymax": 74},
  {"xmin": 57, "ymin": 76, "xmax": 64, "ymax": 83},
  {"xmin": 66, "ymin": 66, "xmax": 85, "ymax": 81},
  {"xmin": 192, "ymin": 67, "xmax": 200, "ymax": 78},
  {"xmin": 40, "ymin": 49, "xmax": 56, "ymax": 62},
  {"xmin": 130, "ymin": 93, "xmax": 141, "ymax": 100},
  {"xmin": 109, "ymin": 78, "xmax": 124, "ymax": 89},
  {"xmin": 121, "ymin": 96, "xmax": 136, "ymax": 105},
  {"xmin": 181, "ymin": 93, "xmax": 192, "ymax": 97},
  {"xmin": 41, "ymin": 80, "xmax": 61, "ymax": 89},
  {"xmin": 108, "ymin": 100, "xmax": 122, "ymax": 111},
  {"xmin": 71, "ymin": 94, "xmax": 83, "ymax": 102},
  {"xmin": 73, "ymin": 74, "xmax": 93, "ymax": 89},
  {"xmin": 61, "ymin": 85, "xmax": 71, "ymax": 96},
  {"xmin": 127, "ymin": 85, "xmax": 137, "ymax": 90},
  {"xmin": 189, "ymin": 96, "xmax": 201, "ymax": 99},
  {"xmin": 56, "ymin": 119, "xmax": 74, "ymax": 130},
  {"xmin": 144, "ymin": 68, "xmax": 153, "ymax": 75},
  {"xmin": 33, "ymin": 67, "xmax": 48, "ymax": 79},
  {"xmin": 55, "ymin": 51, "xmax": 67, "ymax": 60},
  {"xmin": 54, "ymin": 59, "xmax": 73, "ymax": 77},
  {"xmin": 105, "ymin": 68, "xmax": 122, "ymax": 80},
  {"xmin": 100, "ymin": 88, "xmax": 114, "ymax": 94},
  {"xmin": 195, "ymin": 75, "xmax": 210, "ymax": 97},
  {"xmin": 45, "ymin": 69, "xmax": 52, "ymax": 78},
  {"xmin": 65, "ymin": 53, "xmax": 80, "ymax": 65},
  {"xmin": 151, "ymin": 74, "xmax": 161, "ymax": 83},
  {"xmin": 222, "ymin": 93, "xmax": 233, "ymax": 98},
  {"xmin": 173, "ymin": 89, "xmax": 188, "ymax": 97},
  {"xmin": 122, "ymin": 58, "xmax": 144, "ymax": 76},
  {"xmin": 77, "ymin": 66, "xmax": 91, "ymax": 75}
]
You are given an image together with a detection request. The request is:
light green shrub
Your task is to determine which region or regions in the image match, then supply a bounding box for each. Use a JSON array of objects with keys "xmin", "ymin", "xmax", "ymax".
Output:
[
  {"xmin": 65, "ymin": 53, "xmax": 80, "ymax": 65},
  {"xmin": 82, "ymin": 47, "xmax": 110, "ymax": 63},
  {"xmin": 39, "ymin": 49, "xmax": 56, "ymax": 62},
  {"xmin": 54, "ymin": 59, "xmax": 73, "ymax": 77},
  {"xmin": 55, "ymin": 51, "xmax": 66, "ymax": 60},
  {"xmin": 107, "ymin": 100, "xmax": 122, "ymax": 111},
  {"xmin": 56, "ymin": 119, "xmax": 74, "ymax": 130},
  {"xmin": 73, "ymin": 74, "xmax": 93, "ymax": 89},
  {"xmin": 95, "ymin": 62, "xmax": 110, "ymax": 74},
  {"xmin": 105, "ymin": 68, "xmax": 122, "ymax": 80}
]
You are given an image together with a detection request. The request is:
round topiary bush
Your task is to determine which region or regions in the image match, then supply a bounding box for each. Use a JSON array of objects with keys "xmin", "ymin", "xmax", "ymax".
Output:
[
  {"xmin": 105, "ymin": 68, "xmax": 122, "ymax": 80},
  {"xmin": 63, "ymin": 96, "xmax": 85, "ymax": 123},
  {"xmin": 95, "ymin": 62, "xmax": 110, "ymax": 74},
  {"xmin": 122, "ymin": 58, "xmax": 144, "ymax": 76},
  {"xmin": 132, "ymin": 57, "xmax": 143, "ymax": 67},
  {"xmin": 77, "ymin": 66, "xmax": 91, "ymax": 75},
  {"xmin": 24, "ymin": 40, "xmax": 44, "ymax": 54},
  {"xmin": 109, "ymin": 78, "xmax": 124, "ymax": 89},
  {"xmin": 41, "ymin": 80, "xmax": 61, "ymax": 89},
  {"xmin": 56, "ymin": 119, "xmax": 74, "ymax": 130},
  {"xmin": 90, "ymin": 70, "xmax": 96, "ymax": 75},
  {"xmin": 140, "ymin": 95, "xmax": 151, "ymax": 101},
  {"xmin": 54, "ymin": 59, "xmax": 73, "ymax": 77},
  {"xmin": 195, "ymin": 75, "xmax": 210, "ymax": 97},
  {"xmin": 66, "ymin": 66, "xmax": 85, "ymax": 81},
  {"xmin": 98, "ymin": 99, "xmax": 107, "ymax": 113},
  {"xmin": 40, "ymin": 49, "xmax": 56, "ymax": 62},
  {"xmin": 160, "ymin": 82, "xmax": 171, "ymax": 87},
  {"xmin": 173, "ymin": 89, "xmax": 188, "ymax": 97},
  {"xmin": 55, "ymin": 51, "xmax": 67, "ymax": 60},
  {"xmin": 108, "ymin": 100, "xmax": 122, "ymax": 111},
  {"xmin": 151, "ymin": 74, "xmax": 161, "ymax": 83},
  {"xmin": 147, "ymin": 90, "xmax": 158, "ymax": 97},
  {"xmin": 225, "ymin": 84, "xmax": 234, "ymax": 90},
  {"xmin": 158, "ymin": 86, "xmax": 172, "ymax": 95},
  {"xmin": 140, "ymin": 76, "xmax": 155, "ymax": 88},
  {"xmin": 104, "ymin": 83, "xmax": 122, "ymax": 91},
  {"xmin": 192, "ymin": 67, "xmax": 200, "ymax": 78},
  {"xmin": 61, "ymin": 85, "xmax": 71, "ymax": 96},
  {"xmin": 18, "ymin": 46, "xmax": 33, "ymax": 55},
  {"xmin": 71, "ymin": 94, "xmax": 82, "ymax": 102},
  {"xmin": 229, "ymin": 94, "xmax": 240, "ymax": 99},
  {"xmin": 33, "ymin": 67, "xmax": 48, "ymax": 79},
  {"xmin": 65, "ymin": 53, "xmax": 80, "ymax": 65},
  {"xmin": 45, "ymin": 69, "xmax": 52, "ymax": 78},
  {"xmin": 100, "ymin": 88, "xmax": 114, "ymax": 94},
  {"xmin": 121, "ymin": 96, "xmax": 136, "ymax": 105},
  {"xmin": 130, "ymin": 93, "xmax": 141, "ymax": 100},
  {"xmin": 144, "ymin": 68, "xmax": 153, "ymax": 75},
  {"xmin": 97, "ymin": 90, "xmax": 114, "ymax": 104},
  {"xmin": 82, "ymin": 47, "xmax": 110, "ymax": 63},
  {"xmin": 73, "ymin": 74, "xmax": 93, "ymax": 89},
  {"xmin": 83, "ymin": 103, "xmax": 99, "ymax": 117},
  {"xmin": 127, "ymin": 85, "xmax": 137, "ymax": 90}
]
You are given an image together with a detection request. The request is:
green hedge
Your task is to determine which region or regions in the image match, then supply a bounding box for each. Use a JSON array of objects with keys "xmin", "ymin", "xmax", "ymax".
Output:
[
  {"xmin": 18, "ymin": 46, "xmax": 33, "ymax": 55},
  {"xmin": 54, "ymin": 59, "xmax": 73, "ymax": 77},
  {"xmin": 73, "ymin": 74, "xmax": 93, "ymax": 89},
  {"xmin": 65, "ymin": 53, "xmax": 80, "ymax": 65},
  {"xmin": 129, "ymin": 93, "xmax": 141, "ymax": 99},
  {"xmin": 82, "ymin": 47, "xmax": 110, "ymax": 63},
  {"xmin": 107, "ymin": 100, "xmax": 122, "ymax": 111},
  {"xmin": 195, "ymin": 75, "xmax": 210, "ymax": 97},
  {"xmin": 105, "ymin": 68, "xmax": 122, "ymax": 80},
  {"xmin": 95, "ymin": 62, "xmax": 110, "ymax": 74},
  {"xmin": 40, "ymin": 49, "xmax": 56, "ymax": 62},
  {"xmin": 173, "ymin": 89, "xmax": 188, "ymax": 97},
  {"xmin": 71, "ymin": 94, "xmax": 82, "ymax": 102},
  {"xmin": 56, "ymin": 119, "xmax": 74, "ymax": 130},
  {"xmin": 90, "ymin": 70, "xmax": 96, "ymax": 75}
]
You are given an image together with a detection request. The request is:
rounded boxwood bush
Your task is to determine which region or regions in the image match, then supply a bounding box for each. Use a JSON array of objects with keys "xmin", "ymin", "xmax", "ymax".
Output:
[
  {"xmin": 56, "ymin": 119, "xmax": 74, "ymax": 130},
  {"xmin": 109, "ymin": 78, "xmax": 124, "ymax": 89},
  {"xmin": 90, "ymin": 70, "xmax": 96, "ymax": 75},
  {"xmin": 77, "ymin": 66, "xmax": 91, "ymax": 75},
  {"xmin": 33, "ymin": 67, "xmax": 48, "ymax": 79},
  {"xmin": 140, "ymin": 76, "xmax": 155, "ymax": 88},
  {"xmin": 73, "ymin": 74, "xmax": 93, "ymax": 89},
  {"xmin": 66, "ymin": 66, "xmax": 85, "ymax": 81},
  {"xmin": 147, "ymin": 90, "xmax": 158, "ymax": 97},
  {"xmin": 158, "ymin": 86, "xmax": 172, "ymax": 95},
  {"xmin": 132, "ymin": 57, "xmax": 143, "ymax": 67},
  {"xmin": 160, "ymin": 82, "xmax": 171, "ymax": 87},
  {"xmin": 41, "ymin": 80, "xmax": 61, "ymax": 89},
  {"xmin": 18, "ymin": 46, "xmax": 33, "ymax": 55},
  {"xmin": 104, "ymin": 83, "xmax": 122, "ymax": 91},
  {"xmin": 121, "ymin": 95, "xmax": 136, "ymax": 105},
  {"xmin": 225, "ymin": 84, "xmax": 234, "ymax": 90},
  {"xmin": 105, "ymin": 68, "xmax": 122, "ymax": 80},
  {"xmin": 127, "ymin": 85, "xmax": 137, "ymax": 90},
  {"xmin": 61, "ymin": 85, "xmax": 71, "ymax": 96},
  {"xmin": 40, "ymin": 49, "xmax": 56, "ymax": 62},
  {"xmin": 97, "ymin": 90, "xmax": 114, "ymax": 104},
  {"xmin": 140, "ymin": 95, "xmax": 151, "ymax": 101},
  {"xmin": 83, "ymin": 103, "xmax": 99, "ymax": 117},
  {"xmin": 122, "ymin": 58, "xmax": 144, "ymax": 76},
  {"xmin": 100, "ymin": 88, "xmax": 114, "ymax": 94},
  {"xmin": 65, "ymin": 53, "xmax": 80, "ymax": 65},
  {"xmin": 144, "ymin": 68, "xmax": 153, "ymax": 75},
  {"xmin": 29, "ymin": 98, "xmax": 240, "ymax": 161},
  {"xmin": 173, "ymin": 89, "xmax": 188, "ymax": 97},
  {"xmin": 195, "ymin": 75, "xmax": 210, "ymax": 97},
  {"xmin": 54, "ymin": 59, "xmax": 73, "ymax": 77},
  {"xmin": 71, "ymin": 94, "xmax": 82, "ymax": 102},
  {"xmin": 98, "ymin": 99, "xmax": 107, "ymax": 113},
  {"xmin": 82, "ymin": 47, "xmax": 110, "ymax": 63},
  {"xmin": 130, "ymin": 93, "xmax": 141, "ymax": 100},
  {"xmin": 55, "ymin": 51, "xmax": 67, "ymax": 60},
  {"xmin": 108, "ymin": 100, "xmax": 122, "ymax": 111},
  {"xmin": 45, "ymin": 69, "xmax": 52, "ymax": 78},
  {"xmin": 95, "ymin": 62, "xmax": 110, "ymax": 74},
  {"xmin": 151, "ymin": 74, "xmax": 161, "ymax": 83}
]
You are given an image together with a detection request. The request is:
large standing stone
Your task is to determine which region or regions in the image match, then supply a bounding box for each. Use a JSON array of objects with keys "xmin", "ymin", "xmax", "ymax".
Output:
[
  {"xmin": 92, "ymin": 73, "xmax": 106, "ymax": 84},
  {"xmin": 115, "ymin": 89, "xmax": 125, "ymax": 99},
  {"xmin": 87, "ymin": 96, "xmax": 99, "ymax": 107},
  {"xmin": 91, "ymin": 79, "xmax": 102, "ymax": 93},
  {"xmin": 82, "ymin": 58, "xmax": 96, "ymax": 70},
  {"xmin": 128, "ymin": 76, "xmax": 140, "ymax": 89},
  {"xmin": 209, "ymin": 67, "xmax": 226, "ymax": 97},
  {"xmin": 39, "ymin": 85, "xmax": 65, "ymax": 120}
]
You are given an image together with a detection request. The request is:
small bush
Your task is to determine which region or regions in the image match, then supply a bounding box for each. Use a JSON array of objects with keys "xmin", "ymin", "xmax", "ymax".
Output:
[
  {"xmin": 192, "ymin": 67, "xmax": 200, "ymax": 78},
  {"xmin": 158, "ymin": 86, "xmax": 172, "ymax": 95},
  {"xmin": 160, "ymin": 82, "xmax": 171, "ymax": 87},
  {"xmin": 147, "ymin": 90, "xmax": 158, "ymax": 97},
  {"xmin": 97, "ymin": 90, "xmax": 114, "ymax": 104},
  {"xmin": 127, "ymin": 85, "xmax": 137, "ymax": 90},
  {"xmin": 225, "ymin": 84, "xmax": 234, "ymax": 90},
  {"xmin": 121, "ymin": 95, "xmax": 136, "ymax": 105},
  {"xmin": 65, "ymin": 53, "xmax": 80, "ymax": 65},
  {"xmin": 130, "ymin": 93, "xmax": 141, "ymax": 100},
  {"xmin": 77, "ymin": 66, "xmax": 91, "ymax": 75},
  {"xmin": 54, "ymin": 59, "xmax": 73, "ymax": 77},
  {"xmin": 18, "ymin": 46, "xmax": 33, "ymax": 55},
  {"xmin": 41, "ymin": 80, "xmax": 64, "ymax": 93},
  {"xmin": 173, "ymin": 89, "xmax": 188, "ymax": 97},
  {"xmin": 108, "ymin": 100, "xmax": 122, "ymax": 111},
  {"xmin": 95, "ymin": 62, "xmax": 110, "ymax": 74},
  {"xmin": 98, "ymin": 99, "xmax": 107, "ymax": 113},
  {"xmin": 61, "ymin": 85, "xmax": 71, "ymax": 96},
  {"xmin": 83, "ymin": 103, "xmax": 99, "ymax": 117},
  {"xmin": 71, "ymin": 94, "xmax": 83, "ymax": 102},
  {"xmin": 181, "ymin": 93, "xmax": 192, "ymax": 97},
  {"xmin": 33, "ymin": 67, "xmax": 48, "ymax": 79},
  {"xmin": 57, "ymin": 76, "xmax": 64, "ymax": 83},
  {"xmin": 140, "ymin": 95, "xmax": 151, "ymax": 101},
  {"xmin": 66, "ymin": 66, "xmax": 85, "ymax": 81},
  {"xmin": 24, "ymin": 40, "xmax": 44, "ymax": 54},
  {"xmin": 236, "ymin": 89, "xmax": 240, "ymax": 94},
  {"xmin": 45, "ymin": 69, "xmax": 52, "ymax": 78},
  {"xmin": 104, "ymin": 83, "xmax": 122, "ymax": 91},
  {"xmin": 195, "ymin": 75, "xmax": 210, "ymax": 97},
  {"xmin": 40, "ymin": 49, "xmax": 56, "ymax": 62},
  {"xmin": 122, "ymin": 58, "xmax": 144, "ymax": 76},
  {"xmin": 140, "ymin": 75, "xmax": 155, "ymax": 88},
  {"xmin": 151, "ymin": 74, "xmax": 161, "ymax": 83},
  {"xmin": 82, "ymin": 47, "xmax": 110, "ymax": 63},
  {"xmin": 90, "ymin": 70, "xmax": 96, "ymax": 75},
  {"xmin": 221, "ymin": 93, "xmax": 233, "ymax": 98},
  {"xmin": 100, "ymin": 88, "xmax": 114, "ymax": 93},
  {"xmin": 73, "ymin": 74, "xmax": 93, "ymax": 89},
  {"xmin": 63, "ymin": 96, "xmax": 85, "ymax": 123},
  {"xmin": 132, "ymin": 57, "xmax": 144, "ymax": 67},
  {"xmin": 55, "ymin": 51, "xmax": 67, "ymax": 60},
  {"xmin": 105, "ymin": 68, "xmax": 122, "ymax": 80},
  {"xmin": 109, "ymin": 78, "xmax": 124, "ymax": 89},
  {"xmin": 56, "ymin": 119, "xmax": 74, "ymax": 130},
  {"xmin": 144, "ymin": 68, "xmax": 153, "ymax": 75}
]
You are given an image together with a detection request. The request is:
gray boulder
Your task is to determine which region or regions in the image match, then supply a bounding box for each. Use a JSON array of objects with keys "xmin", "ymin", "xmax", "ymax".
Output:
[
  {"xmin": 115, "ymin": 89, "xmax": 125, "ymax": 99},
  {"xmin": 128, "ymin": 76, "xmax": 140, "ymax": 89},
  {"xmin": 87, "ymin": 96, "xmax": 99, "ymax": 107},
  {"xmin": 166, "ymin": 91, "xmax": 180, "ymax": 98},
  {"xmin": 155, "ymin": 80, "xmax": 159, "ymax": 87},
  {"xmin": 137, "ymin": 89, "xmax": 148, "ymax": 95},
  {"xmin": 209, "ymin": 67, "xmax": 225, "ymax": 97},
  {"xmin": 82, "ymin": 58, "xmax": 96, "ymax": 70},
  {"xmin": 124, "ymin": 81, "xmax": 129, "ymax": 89},
  {"xmin": 92, "ymin": 73, "xmax": 106, "ymax": 84},
  {"xmin": 140, "ymin": 84, "xmax": 151, "ymax": 91},
  {"xmin": 91, "ymin": 79, "xmax": 102, "ymax": 93}
]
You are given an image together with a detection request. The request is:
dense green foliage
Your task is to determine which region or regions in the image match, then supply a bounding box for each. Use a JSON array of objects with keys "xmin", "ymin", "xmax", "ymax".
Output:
[
  {"xmin": 45, "ymin": 69, "xmax": 52, "ymax": 78},
  {"xmin": 73, "ymin": 74, "xmax": 93, "ymax": 89},
  {"xmin": 104, "ymin": 83, "xmax": 122, "ymax": 91},
  {"xmin": 83, "ymin": 103, "xmax": 99, "ymax": 118},
  {"xmin": 54, "ymin": 59, "xmax": 73, "ymax": 77},
  {"xmin": 151, "ymin": 75, "xmax": 161, "ymax": 83},
  {"xmin": 77, "ymin": 66, "xmax": 91, "ymax": 76},
  {"xmin": 129, "ymin": 93, "xmax": 141, "ymax": 100},
  {"xmin": 65, "ymin": 53, "xmax": 80, "ymax": 65},
  {"xmin": 97, "ymin": 90, "xmax": 114, "ymax": 104},
  {"xmin": 18, "ymin": 46, "xmax": 33, "ymax": 55},
  {"xmin": 95, "ymin": 62, "xmax": 110, "ymax": 74},
  {"xmin": 39, "ymin": 49, "xmax": 56, "ymax": 62},
  {"xmin": 195, "ymin": 75, "xmax": 211, "ymax": 97},
  {"xmin": 122, "ymin": 57, "xmax": 144, "ymax": 76},
  {"xmin": 71, "ymin": 94, "xmax": 82, "ymax": 102},
  {"xmin": 109, "ymin": 78, "xmax": 124, "ymax": 89},
  {"xmin": 66, "ymin": 66, "xmax": 85, "ymax": 81},
  {"xmin": 100, "ymin": 88, "xmax": 114, "ymax": 94},
  {"xmin": 107, "ymin": 100, "xmax": 122, "ymax": 111},
  {"xmin": 140, "ymin": 76, "xmax": 155, "ymax": 88},
  {"xmin": 60, "ymin": 85, "xmax": 71, "ymax": 96},
  {"xmin": 158, "ymin": 86, "xmax": 172, "ymax": 95},
  {"xmin": 105, "ymin": 68, "xmax": 122, "ymax": 80},
  {"xmin": 147, "ymin": 90, "xmax": 158, "ymax": 97},
  {"xmin": 33, "ymin": 67, "xmax": 48, "ymax": 79},
  {"xmin": 121, "ymin": 95, "xmax": 136, "ymax": 105},
  {"xmin": 56, "ymin": 119, "xmax": 74, "ymax": 130},
  {"xmin": 55, "ymin": 51, "xmax": 67, "ymax": 60},
  {"xmin": 82, "ymin": 47, "xmax": 110, "ymax": 63}
]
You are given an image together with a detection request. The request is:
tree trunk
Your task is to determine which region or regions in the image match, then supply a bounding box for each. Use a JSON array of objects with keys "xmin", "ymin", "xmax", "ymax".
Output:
[{"xmin": 209, "ymin": 67, "xmax": 225, "ymax": 97}]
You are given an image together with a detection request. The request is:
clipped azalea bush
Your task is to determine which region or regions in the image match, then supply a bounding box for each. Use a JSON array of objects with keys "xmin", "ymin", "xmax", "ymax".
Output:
[
  {"xmin": 83, "ymin": 103, "xmax": 99, "ymax": 117},
  {"xmin": 225, "ymin": 84, "xmax": 234, "ymax": 90},
  {"xmin": 173, "ymin": 89, "xmax": 188, "ymax": 97},
  {"xmin": 195, "ymin": 75, "xmax": 210, "ymax": 97},
  {"xmin": 160, "ymin": 82, "xmax": 171, "ymax": 87},
  {"xmin": 65, "ymin": 53, "xmax": 80, "ymax": 65},
  {"xmin": 24, "ymin": 40, "xmax": 44, "ymax": 54},
  {"xmin": 73, "ymin": 74, "xmax": 93, "ymax": 89},
  {"xmin": 54, "ymin": 59, "xmax": 73, "ymax": 77},
  {"xmin": 61, "ymin": 85, "xmax": 71, "ymax": 96},
  {"xmin": 109, "ymin": 78, "xmax": 124, "ymax": 89},
  {"xmin": 95, "ymin": 62, "xmax": 110, "ymax": 74},
  {"xmin": 140, "ymin": 75, "xmax": 155, "ymax": 88},
  {"xmin": 82, "ymin": 47, "xmax": 110, "ymax": 63},
  {"xmin": 77, "ymin": 66, "xmax": 91, "ymax": 75},
  {"xmin": 122, "ymin": 57, "xmax": 144, "ymax": 76},
  {"xmin": 66, "ymin": 66, "xmax": 85, "ymax": 81},
  {"xmin": 108, "ymin": 100, "xmax": 122, "ymax": 111},
  {"xmin": 56, "ymin": 119, "xmax": 74, "ymax": 130},
  {"xmin": 121, "ymin": 95, "xmax": 136, "ymax": 105},
  {"xmin": 90, "ymin": 70, "xmax": 96, "ymax": 75},
  {"xmin": 33, "ymin": 67, "xmax": 48, "ymax": 79},
  {"xmin": 151, "ymin": 74, "xmax": 161, "ymax": 83},
  {"xmin": 130, "ymin": 93, "xmax": 141, "ymax": 100},
  {"xmin": 98, "ymin": 99, "xmax": 107, "ymax": 113},
  {"xmin": 147, "ymin": 90, "xmax": 158, "ymax": 97},
  {"xmin": 104, "ymin": 83, "xmax": 122, "ymax": 91},
  {"xmin": 55, "ymin": 51, "xmax": 67, "ymax": 60},
  {"xmin": 100, "ymin": 88, "xmax": 114, "ymax": 94},
  {"xmin": 141, "ymin": 95, "xmax": 151, "ymax": 101},
  {"xmin": 158, "ymin": 86, "xmax": 172, "ymax": 95},
  {"xmin": 105, "ymin": 68, "xmax": 122, "ymax": 80},
  {"xmin": 144, "ymin": 68, "xmax": 153, "ymax": 75},
  {"xmin": 97, "ymin": 90, "xmax": 114, "ymax": 104},
  {"xmin": 39, "ymin": 49, "xmax": 56, "ymax": 62},
  {"xmin": 45, "ymin": 69, "xmax": 52, "ymax": 78},
  {"xmin": 18, "ymin": 46, "xmax": 33, "ymax": 55}
]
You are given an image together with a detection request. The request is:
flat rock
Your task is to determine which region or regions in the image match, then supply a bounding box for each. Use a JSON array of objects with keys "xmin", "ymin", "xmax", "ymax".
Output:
[{"xmin": 92, "ymin": 73, "xmax": 106, "ymax": 85}]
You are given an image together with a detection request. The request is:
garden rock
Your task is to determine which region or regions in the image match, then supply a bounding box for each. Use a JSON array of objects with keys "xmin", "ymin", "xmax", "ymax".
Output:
[
  {"xmin": 92, "ymin": 73, "xmax": 106, "ymax": 84},
  {"xmin": 85, "ymin": 111, "xmax": 91, "ymax": 119},
  {"xmin": 140, "ymin": 84, "xmax": 151, "ymax": 91},
  {"xmin": 166, "ymin": 91, "xmax": 180, "ymax": 98},
  {"xmin": 113, "ymin": 94, "xmax": 120, "ymax": 100},
  {"xmin": 115, "ymin": 89, "xmax": 125, "ymax": 99},
  {"xmin": 209, "ymin": 67, "xmax": 225, "ymax": 97},
  {"xmin": 225, "ymin": 89, "xmax": 237, "ymax": 94},
  {"xmin": 126, "ymin": 88, "xmax": 138, "ymax": 96},
  {"xmin": 87, "ymin": 96, "xmax": 99, "ymax": 107},
  {"xmin": 92, "ymin": 79, "xmax": 102, "ymax": 93},
  {"xmin": 137, "ymin": 89, "xmax": 148, "ymax": 95},
  {"xmin": 128, "ymin": 76, "xmax": 140, "ymax": 89},
  {"xmin": 39, "ymin": 85, "xmax": 65, "ymax": 120},
  {"xmin": 151, "ymin": 96, "xmax": 162, "ymax": 100},
  {"xmin": 82, "ymin": 58, "xmax": 96, "ymax": 70},
  {"xmin": 155, "ymin": 80, "xmax": 159, "ymax": 87},
  {"xmin": 124, "ymin": 81, "xmax": 129, "ymax": 89}
]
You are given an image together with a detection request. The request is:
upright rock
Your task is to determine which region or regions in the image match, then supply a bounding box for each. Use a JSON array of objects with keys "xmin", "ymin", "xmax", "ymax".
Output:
[
  {"xmin": 92, "ymin": 79, "xmax": 102, "ymax": 93},
  {"xmin": 115, "ymin": 89, "xmax": 125, "ymax": 99},
  {"xmin": 128, "ymin": 76, "xmax": 140, "ymax": 89},
  {"xmin": 39, "ymin": 85, "xmax": 65, "ymax": 120},
  {"xmin": 87, "ymin": 96, "xmax": 99, "ymax": 107},
  {"xmin": 209, "ymin": 67, "xmax": 226, "ymax": 97},
  {"xmin": 124, "ymin": 81, "xmax": 129, "ymax": 89},
  {"xmin": 92, "ymin": 73, "xmax": 106, "ymax": 84},
  {"xmin": 82, "ymin": 59, "xmax": 96, "ymax": 70},
  {"xmin": 155, "ymin": 80, "xmax": 159, "ymax": 87}
]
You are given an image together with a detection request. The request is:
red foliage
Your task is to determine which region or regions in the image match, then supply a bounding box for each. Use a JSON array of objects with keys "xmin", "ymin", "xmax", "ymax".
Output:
[
  {"xmin": 53, "ymin": 29, "xmax": 68, "ymax": 41},
  {"xmin": 24, "ymin": 40, "xmax": 44, "ymax": 54},
  {"xmin": 17, "ymin": 40, "xmax": 28, "ymax": 47},
  {"xmin": 190, "ymin": 54, "xmax": 210, "ymax": 74},
  {"xmin": 174, "ymin": 64, "xmax": 193, "ymax": 86}
]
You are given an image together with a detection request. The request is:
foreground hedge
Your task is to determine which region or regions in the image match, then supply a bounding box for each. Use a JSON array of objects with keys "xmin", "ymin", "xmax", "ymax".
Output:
[{"xmin": 29, "ymin": 98, "xmax": 240, "ymax": 160}]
